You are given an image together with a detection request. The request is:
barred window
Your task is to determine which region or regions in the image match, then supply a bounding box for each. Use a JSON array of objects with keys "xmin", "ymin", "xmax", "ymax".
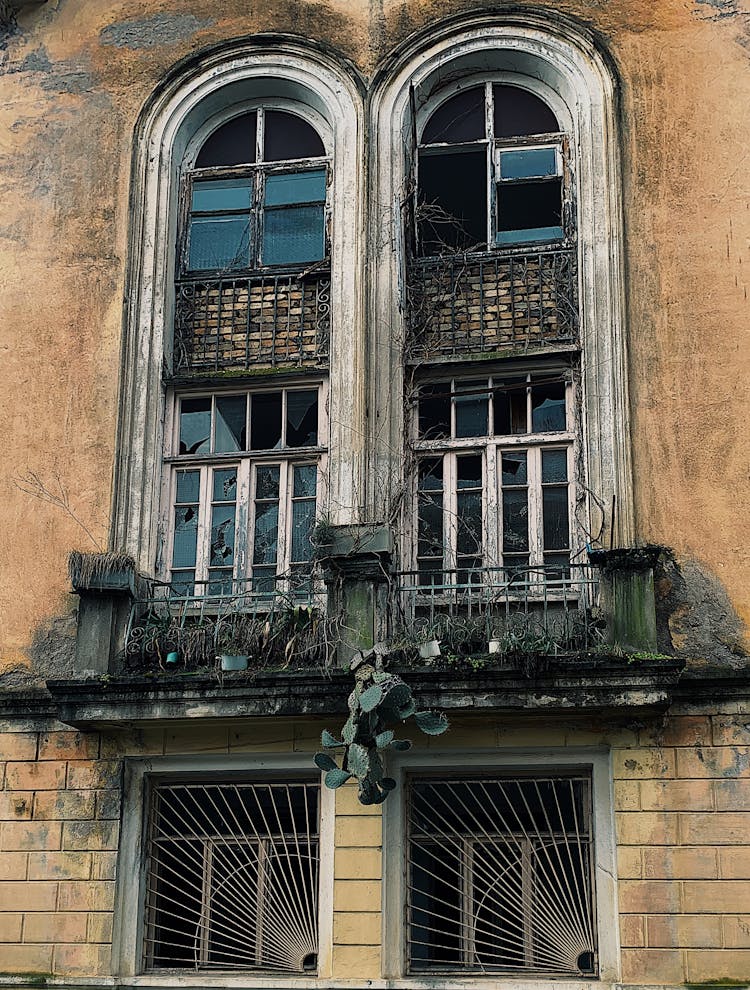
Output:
[
  {"xmin": 407, "ymin": 773, "xmax": 596, "ymax": 977},
  {"xmin": 144, "ymin": 779, "xmax": 320, "ymax": 973}
]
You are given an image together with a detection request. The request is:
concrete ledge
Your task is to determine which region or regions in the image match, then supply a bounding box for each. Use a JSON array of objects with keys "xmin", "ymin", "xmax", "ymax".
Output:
[{"xmin": 45, "ymin": 656, "xmax": 685, "ymax": 728}]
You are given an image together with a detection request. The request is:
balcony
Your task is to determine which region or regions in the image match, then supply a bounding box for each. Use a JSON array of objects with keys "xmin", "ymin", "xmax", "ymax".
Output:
[
  {"xmin": 391, "ymin": 564, "xmax": 602, "ymax": 658},
  {"xmin": 172, "ymin": 269, "xmax": 330, "ymax": 376},
  {"xmin": 406, "ymin": 247, "xmax": 578, "ymax": 363},
  {"xmin": 49, "ymin": 545, "xmax": 685, "ymax": 727},
  {"xmin": 121, "ymin": 575, "xmax": 328, "ymax": 674}
]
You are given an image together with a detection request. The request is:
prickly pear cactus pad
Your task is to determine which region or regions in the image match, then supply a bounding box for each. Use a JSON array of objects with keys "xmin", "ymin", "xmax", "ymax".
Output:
[{"xmin": 313, "ymin": 646, "xmax": 449, "ymax": 805}]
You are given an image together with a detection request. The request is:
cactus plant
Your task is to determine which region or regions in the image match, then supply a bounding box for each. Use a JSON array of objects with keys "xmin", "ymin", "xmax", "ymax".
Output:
[{"xmin": 313, "ymin": 645, "xmax": 449, "ymax": 805}]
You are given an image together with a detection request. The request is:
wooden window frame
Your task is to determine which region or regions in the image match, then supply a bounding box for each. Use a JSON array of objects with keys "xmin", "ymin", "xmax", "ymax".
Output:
[
  {"xmin": 411, "ymin": 373, "xmax": 577, "ymax": 578},
  {"xmin": 161, "ymin": 382, "xmax": 328, "ymax": 596},
  {"xmin": 415, "ymin": 80, "xmax": 573, "ymax": 259}
]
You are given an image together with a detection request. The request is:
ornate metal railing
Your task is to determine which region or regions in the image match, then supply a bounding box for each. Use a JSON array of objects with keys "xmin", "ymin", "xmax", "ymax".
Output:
[
  {"xmin": 122, "ymin": 574, "xmax": 329, "ymax": 672},
  {"xmin": 391, "ymin": 564, "xmax": 601, "ymax": 654},
  {"xmin": 406, "ymin": 247, "xmax": 579, "ymax": 361},
  {"xmin": 172, "ymin": 269, "xmax": 330, "ymax": 375}
]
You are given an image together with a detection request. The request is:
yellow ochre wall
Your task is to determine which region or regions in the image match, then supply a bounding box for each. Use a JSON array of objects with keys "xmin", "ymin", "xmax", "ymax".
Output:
[
  {"xmin": 1, "ymin": 711, "xmax": 750, "ymax": 982},
  {"xmin": 0, "ymin": 0, "xmax": 749, "ymax": 677}
]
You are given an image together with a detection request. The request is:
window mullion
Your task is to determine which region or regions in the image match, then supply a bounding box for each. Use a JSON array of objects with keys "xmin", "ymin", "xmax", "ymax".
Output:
[
  {"xmin": 486, "ymin": 81, "xmax": 495, "ymax": 249},
  {"xmin": 278, "ymin": 460, "xmax": 290, "ymax": 579},
  {"xmin": 195, "ymin": 466, "xmax": 211, "ymax": 590},
  {"xmin": 528, "ymin": 447, "xmax": 543, "ymax": 567},
  {"xmin": 486, "ymin": 442, "xmax": 499, "ymax": 573},
  {"xmin": 445, "ymin": 453, "xmax": 457, "ymax": 574},
  {"xmin": 236, "ymin": 460, "xmax": 251, "ymax": 586}
]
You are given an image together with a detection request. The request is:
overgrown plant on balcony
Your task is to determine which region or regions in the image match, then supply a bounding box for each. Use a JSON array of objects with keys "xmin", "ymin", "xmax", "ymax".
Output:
[{"xmin": 314, "ymin": 647, "xmax": 449, "ymax": 805}]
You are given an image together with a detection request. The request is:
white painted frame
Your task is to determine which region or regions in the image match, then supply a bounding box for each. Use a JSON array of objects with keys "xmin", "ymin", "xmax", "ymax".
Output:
[
  {"xmin": 382, "ymin": 748, "xmax": 620, "ymax": 986},
  {"xmin": 161, "ymin": 381, "xmax": 328, "ymax": 588},
  {"xmin": 368, "ymin": 14, "xmax": 633, "ymax": 549},
  {"xmin": 411, "ymin": 373, "xmax": 577, "ymax": 574},
  {"xmin": 112, "ymin": 39, "xmax": 365, "ymax": 572},
  {"xmin": 112, "ymin": 754, "xmax": 336, "ymax": 983}
]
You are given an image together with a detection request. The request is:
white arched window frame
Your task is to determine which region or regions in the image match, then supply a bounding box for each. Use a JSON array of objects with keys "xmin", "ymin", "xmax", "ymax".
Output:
[
  {"xmin": 367, "ymin": 15, "xmax": 634, "ymax": 553},
  {"xmin": 112, "ymin": 41, "xmax": 366, "ymax": 572}
]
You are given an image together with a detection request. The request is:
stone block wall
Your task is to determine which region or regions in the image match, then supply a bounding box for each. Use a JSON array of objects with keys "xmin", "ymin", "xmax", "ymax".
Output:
[{"xmin": 0, "ymin": 705, "xmax": 749, "ymax": 983}]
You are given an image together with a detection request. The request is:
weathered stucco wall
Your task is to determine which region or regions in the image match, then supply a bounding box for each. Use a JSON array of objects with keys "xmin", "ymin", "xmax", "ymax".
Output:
[
  {"xmin": 1, "ymin": 710, "xmax": 750, "ymax": 980},
  {"xmin": 1, "ymin": 0, "xmax": 749, "ymax": 675}
]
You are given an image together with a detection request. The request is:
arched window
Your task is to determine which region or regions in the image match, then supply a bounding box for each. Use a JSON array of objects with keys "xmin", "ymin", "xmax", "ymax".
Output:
[
  {"xmin": 113, "ymin": 41, "xmax": 364, "ymax": 590},
  {"xmin": 417, "ymin": 83, "xmax": 569, "ymax": 254},
  {"xmin": 182, "ymin": 108, "xmax": 329, "ymax": 272}
]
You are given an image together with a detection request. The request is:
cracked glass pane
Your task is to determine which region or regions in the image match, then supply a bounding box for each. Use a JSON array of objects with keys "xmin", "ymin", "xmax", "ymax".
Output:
[
  {"xmin": 214, "ymin": 396, "xmax": 246, "ymax": 453},
  {"xmin": 286, "ymin": 391, "xmax": 318, "ymax": 447},
  {"xmin": 179, "ymin": 399, "xmax": 211, "ymax": 455}
]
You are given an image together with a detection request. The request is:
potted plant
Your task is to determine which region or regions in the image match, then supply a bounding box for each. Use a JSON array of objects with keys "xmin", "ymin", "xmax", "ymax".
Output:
[{"xmin": 215, "ymin": 615, "xmax": 250, "ymax": 671}]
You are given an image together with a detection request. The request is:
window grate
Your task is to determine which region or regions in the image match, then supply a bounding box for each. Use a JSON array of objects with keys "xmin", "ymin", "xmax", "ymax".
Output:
[
  {"xmin": 144, "ymin": 780, "xmax": 319, "ymax": 974},
  {"xmin": 407, "ymin": 774, "xmax": 596, "ymax": 976}
]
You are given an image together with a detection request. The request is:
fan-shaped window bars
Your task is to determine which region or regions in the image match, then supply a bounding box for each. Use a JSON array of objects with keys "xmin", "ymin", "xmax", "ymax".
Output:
[
  {"xmin": 144, "ymin": 779, "xmax": 319, "ymax": 973},
  {"xmin": 407, "ymin": 773, "xmax": 596, "ymax": 976}
]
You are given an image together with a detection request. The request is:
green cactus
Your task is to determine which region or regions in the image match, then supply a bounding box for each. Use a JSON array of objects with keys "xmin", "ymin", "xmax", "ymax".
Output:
[{"xmin": 313, "ymin": 645, "xmax": 449, "ymax": 804}]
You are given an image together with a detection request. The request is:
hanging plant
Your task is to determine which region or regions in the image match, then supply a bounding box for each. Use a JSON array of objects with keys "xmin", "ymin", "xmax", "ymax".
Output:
[{"xmin": 314, "ymin": 648, "xmax": 449, "ymax": 805}]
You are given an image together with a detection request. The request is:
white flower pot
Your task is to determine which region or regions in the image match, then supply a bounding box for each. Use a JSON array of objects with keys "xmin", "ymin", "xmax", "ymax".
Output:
[
  {"xmin": 220, "ymin": 654, "xmax": 248, "ymax": 671},
  {"xmin": 419, "ymin": 639, "xmax": 441, "ymax": 659}
]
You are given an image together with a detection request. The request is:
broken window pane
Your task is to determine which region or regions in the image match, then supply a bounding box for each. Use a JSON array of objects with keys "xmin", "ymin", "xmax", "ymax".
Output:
[
  {"xmin": 418, "ymin": 458, "xmax": 444, "ymax": 575},
  {"xmin": 209, "ymin": 506, "xmax": 236, "ymax": 566},
  {"xmin": 542, "ymin": 486, "xmax": 569, "ymax": 551},
  {"xmin": 173, "ymin": 505, "xmax": 198, "ymax": 568},
  {"xmin": 501, "ymin": 451, "xmax": 527, "ymax": 486},
  {"xmin": 286, "ymin": 390, "xmax": 318, "ymax": 447},
  {"xmin": 255, "ymin": 464, "xmax": 280, "ymax": 501},
  {"xmin": 532, "ymin": 382, "xmax": 567, "ymax": 432},
  {"xmin": 496, "ymin": 179, "xmax": 562, "ymax": 245},
  {"xmin": 179, "ymin": 399, "xmax": 211, "ymax": 455},
  {"xmin": 494, "ymin": 380, "xmax": 527, "ymax": 435},
  {"xmin": 418, "ymin": 383, "xmax": 451, "ymax": 439},
  {"xmin": 188, "ymin": 215, "xmax": 251, "ymax": 270},
  {"xmin": 293, "ymin": 464, "xmax": 317, "ymax": 499},
  {"xmin": 291, "ymin": 494, "xmax": 316, "ymax": 563},
  {"xmin": 195, "ymin": 111, "xmax": 257, "ymax": 168},
  {"xmin": 502, "ymin": 488, "xmax": 529, "ymax": 555},
  {"xmin": 455, "ymin": 380, "xmax": 489, "ymax": 438},
  {"xmin": 264, "ymin": 110, "xmax": 325, "ymax": 161},
  {"xmin": 493, "ymin": 84, "xmax": 559, "ymax": 138},
  {"xmin": 421, "ymin": 87, "xmax": 486, "ymax": 144},
  {"xmin": 212, "ymin": 468, "xmax": 237, "ymax": 502},
  {"xmin": 214, "ymin": 396, "xmax": 246, "ymax": 452},
  {"xmin": 418, "ymin": 148, "xmax": 487, "ymax": 254},
  {"xmin": 250, "ymin": 392, "xmax": 282, "ymax": 450},
  {"xmin": 253, "ymin": 500, "xmax": 279, "ymax": 564}
]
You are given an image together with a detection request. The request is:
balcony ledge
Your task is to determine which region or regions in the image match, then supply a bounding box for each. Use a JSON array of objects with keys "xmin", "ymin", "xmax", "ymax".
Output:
[{"xmin": 45, "ymin": 654, "xmax": 685, "ymax": 729}]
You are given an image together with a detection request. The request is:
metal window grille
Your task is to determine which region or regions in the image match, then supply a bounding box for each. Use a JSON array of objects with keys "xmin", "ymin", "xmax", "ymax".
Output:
[
  {"xmin": 407, "ymin": 774, "xmax": 596, "ymax": 977},
  {"xmin": 144, "ymin": 780, "xmax": 319, "ymax": 973}
]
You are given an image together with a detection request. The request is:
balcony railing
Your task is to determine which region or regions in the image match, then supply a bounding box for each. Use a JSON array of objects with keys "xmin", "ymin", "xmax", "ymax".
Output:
[
  {"xmin": 406, "ymin": 247, "xmax": 578, "ymax": 362},
  {"xmin": 121, "ymin": 574, "xmax": 328, "ymax": 672},
  {"xmin": 391, "ymin": 564, "xmax": 601, "ymax": 655},
  {"xmin": 172, "ymin": 269, "xmax": 330, "ymax": 376}
]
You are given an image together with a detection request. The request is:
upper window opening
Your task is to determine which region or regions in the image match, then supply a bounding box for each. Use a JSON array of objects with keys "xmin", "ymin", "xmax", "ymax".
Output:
[
  {"xmin": 195, "ymin": 109, "xmax": 325, "ymax": 168},
  {"xmin": 184, "ymin": 107, "xmax": 328, "ymax": 273},
  {"xmin": 416, "ymin": 83, "xmax": 566, "ymax": 256}
]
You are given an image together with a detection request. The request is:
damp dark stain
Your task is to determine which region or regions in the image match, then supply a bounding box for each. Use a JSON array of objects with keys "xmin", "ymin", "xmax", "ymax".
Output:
[{"xmin": 99, "ymin": 12, "xmax": 214, "ymax": 50}]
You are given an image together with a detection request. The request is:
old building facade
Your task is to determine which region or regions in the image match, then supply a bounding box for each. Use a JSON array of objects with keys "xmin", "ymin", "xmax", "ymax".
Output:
[{"xmin": 1, "ymin": 0, "xmax": 750, "ymax": 986}]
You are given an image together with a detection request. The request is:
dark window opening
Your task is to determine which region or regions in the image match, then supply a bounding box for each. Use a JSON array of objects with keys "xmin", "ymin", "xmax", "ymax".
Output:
[
  {"xmin": 421, "ymin": 87, "xmax": 486, "ymax": 144},
  {"xmin": 196, "ymin": 111, "xmax": 257, "ymax": 168},
  {"xmin": 418, "ymin": 149, "xmax": 487, "ymax": 254},
  {"xmin": 493, "ymin": 84, "xmax": 560, "ymax": 138},
  {"xmin": 496, "ymin": 178, "xmax": 562, "ymax": 245}
]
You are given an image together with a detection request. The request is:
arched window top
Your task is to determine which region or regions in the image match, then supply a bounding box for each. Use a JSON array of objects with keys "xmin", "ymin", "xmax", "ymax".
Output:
[
  {"xmin": 194, "ymin": 108, "xmax": 326, "ymax": 169},
  {"xmin": 421, "ymin": 83, "xmax": 560, "ymax": 145}
]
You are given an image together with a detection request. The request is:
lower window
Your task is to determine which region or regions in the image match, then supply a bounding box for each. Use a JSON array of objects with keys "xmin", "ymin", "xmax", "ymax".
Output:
[
  {"xmin": 143, "ymin": 778, "xmax": 320, "ymax": 973},
  {"xmin": 407, "ymin": 773, "xmax": 597, "ymax": 977}
]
